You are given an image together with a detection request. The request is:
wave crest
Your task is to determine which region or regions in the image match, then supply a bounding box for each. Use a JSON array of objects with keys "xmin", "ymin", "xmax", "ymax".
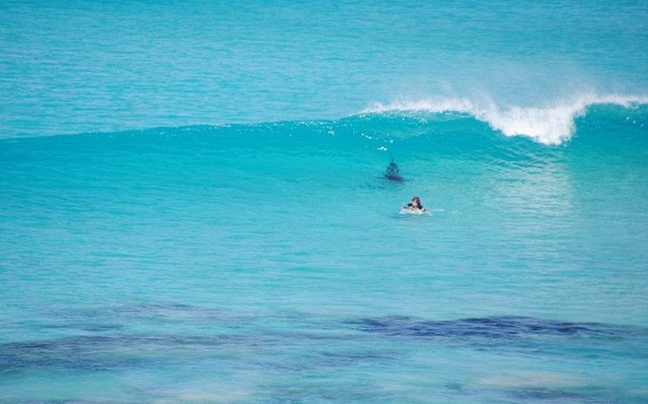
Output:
[{"xmin": 363, "ymin": 94, "xmax": 648, "ymax": 145}]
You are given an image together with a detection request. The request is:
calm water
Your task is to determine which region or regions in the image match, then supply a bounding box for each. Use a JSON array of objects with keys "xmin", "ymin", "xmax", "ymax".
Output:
[{"xmin": 1, "ymin": 1, "xmax": 647, "ymax": 403}]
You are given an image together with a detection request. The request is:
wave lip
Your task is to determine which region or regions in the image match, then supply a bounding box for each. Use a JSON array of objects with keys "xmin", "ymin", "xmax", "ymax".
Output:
[{"xmin": 363, "ymin": 94, "xmax": 648, "ymax": 145}]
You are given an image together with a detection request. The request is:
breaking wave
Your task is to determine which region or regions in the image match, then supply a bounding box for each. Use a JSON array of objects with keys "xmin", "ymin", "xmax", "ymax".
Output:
[{"xmin": 362, "ymin": 94, "xmax": 648, "ymax": 145}]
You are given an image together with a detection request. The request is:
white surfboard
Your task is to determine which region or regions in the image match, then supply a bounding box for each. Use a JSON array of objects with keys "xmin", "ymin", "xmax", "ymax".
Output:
[{"xmin": 400, "ymin": 207, "xmax": 432, "ymax": 216}]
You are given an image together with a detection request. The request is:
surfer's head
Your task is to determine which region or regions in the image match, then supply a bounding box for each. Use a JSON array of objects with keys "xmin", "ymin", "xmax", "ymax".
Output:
[{"xmin": 411, "ymin": 196, "xmax": 421, "ymax": 207}]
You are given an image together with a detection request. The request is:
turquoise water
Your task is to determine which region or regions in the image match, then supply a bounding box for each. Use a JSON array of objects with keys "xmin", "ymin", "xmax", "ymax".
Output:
[{"xmin": 1, "ymin": 1, "xmax": 648, "ymax": 403}]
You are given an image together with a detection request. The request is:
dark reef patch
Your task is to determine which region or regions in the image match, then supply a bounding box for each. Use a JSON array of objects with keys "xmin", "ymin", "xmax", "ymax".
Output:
[{"xmin": 348, "ymin": 316, "xmax": 627, "ymax": 340}]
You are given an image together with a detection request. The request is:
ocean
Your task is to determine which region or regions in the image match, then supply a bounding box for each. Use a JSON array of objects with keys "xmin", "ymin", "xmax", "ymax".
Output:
[{"xmin": 1, "ymin": 1, "xmax": 647, "ymax": 403}]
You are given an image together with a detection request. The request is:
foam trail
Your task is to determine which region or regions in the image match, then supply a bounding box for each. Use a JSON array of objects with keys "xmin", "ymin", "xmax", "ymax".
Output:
[{"xmin": 363, "ymin": 94, "xmax": 648, "ymax": 145}]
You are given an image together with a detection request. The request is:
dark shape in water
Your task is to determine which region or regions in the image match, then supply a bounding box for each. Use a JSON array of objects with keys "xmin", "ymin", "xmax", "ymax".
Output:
[
  {"xmin": 350, "ymin": 316, "xmax": 624, "ymax": 341},
  {"xmin": 384, "ymin": 158, "xmax": 404, "ymax": 182}
]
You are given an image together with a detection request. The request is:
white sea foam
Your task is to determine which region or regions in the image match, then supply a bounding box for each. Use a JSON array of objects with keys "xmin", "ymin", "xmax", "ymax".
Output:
[{"xmin": 363, "ymin": 94, "xmax": 648, "ymax": 145}]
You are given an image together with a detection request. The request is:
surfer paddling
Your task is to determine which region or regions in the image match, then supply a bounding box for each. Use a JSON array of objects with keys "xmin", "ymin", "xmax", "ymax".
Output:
[
  {"xmin": 405, "ymin": 196, "xmax": 425, "ymax": 211},
  {"xmin": 401, "ymin": 196, "xmax": 431, "ymax": 215}
]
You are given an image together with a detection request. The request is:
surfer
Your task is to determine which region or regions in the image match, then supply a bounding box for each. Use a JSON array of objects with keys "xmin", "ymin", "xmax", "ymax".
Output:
[
  {"xmin": 403, "ymin": 196, "xmax": 427, "ymax": 213},
  {"xmin": 385, "ymin": 159, "xmax": 403, "ymax": 182}
]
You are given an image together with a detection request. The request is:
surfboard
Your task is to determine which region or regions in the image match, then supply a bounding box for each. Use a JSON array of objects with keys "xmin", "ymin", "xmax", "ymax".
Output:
[{"xmin": 400, "ymin": 207, "xmax": 432, "ymax": 216}]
